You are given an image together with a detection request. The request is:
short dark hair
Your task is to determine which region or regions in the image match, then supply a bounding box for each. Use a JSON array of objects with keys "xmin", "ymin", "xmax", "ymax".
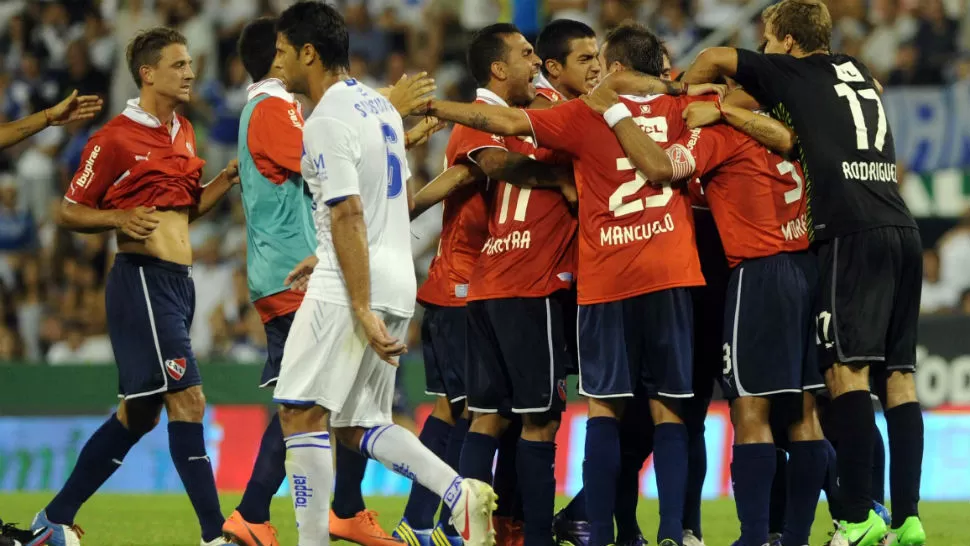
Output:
[
  {"xmin": 277, "ymin": 1, "xmax": 349, "ymax": 72},
  {"xmin": 536, "ymin": 19, "xmax": 596, "ymax": 76},
  {"xmin": 762, "ymin": 0, "xmax": 832, "ymax": 53},
  {"xmin": 126, "ymin": 27, "xmax": 187, "ymax": 88},
  {"xmin": 603, "ymin": 23, "xmax": 665, "ymax": 77},
  {"xmin": 467, "ymin": 23, "xmax": 521, "ymax": 87},
  {"xmin": 238, "ymin": 17, "xmax": 278, "ymax": 81}
]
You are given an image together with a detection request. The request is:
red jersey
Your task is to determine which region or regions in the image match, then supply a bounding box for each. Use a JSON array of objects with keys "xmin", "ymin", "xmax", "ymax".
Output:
[
  {"xmin": 415, "ymin": 98, "xmax": 494, "ymax": 307},
  {"xmin": 524, "ymin": 96, "xmax": 705, "ymax": 304},
  {"xmin": 468, "ymin": 131, "xmax": 577, "ymax": 300},
  {"xmin": 66, "ymin": 99, "xmax": 205, "ymax": 210},
  {"xmin": 247, "ymin": 78, "xmax": 304, "ymax": 184},
  {"xmin": 668, "ymin": 124, "xmax": 809, "ymax": 267},
  {"xmin": 535, "ymin": 85, "xmax": 565, "ymax": 104}
]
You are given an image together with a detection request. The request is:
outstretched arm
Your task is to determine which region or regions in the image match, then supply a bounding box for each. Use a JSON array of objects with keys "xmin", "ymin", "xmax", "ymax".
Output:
[
  {"xmin": 0, "ymin": 91, "xmax": 103, "ymax": 149},
  {"xmin": 410, "ymin": 164, "xmax": 483, "ymax": 220},
  {"xmin": 681, "ymin": 47, "xmax": 739, "ymax": 85},
  {"xmin": 427, "ymin": 100, "xmax": 533, "ymax": 136}
]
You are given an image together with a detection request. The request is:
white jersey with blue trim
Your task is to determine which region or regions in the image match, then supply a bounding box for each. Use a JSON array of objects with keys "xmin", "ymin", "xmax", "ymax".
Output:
[{"xmin": 300, "ymin": 78, "xmax": 416, "ymax": 318}]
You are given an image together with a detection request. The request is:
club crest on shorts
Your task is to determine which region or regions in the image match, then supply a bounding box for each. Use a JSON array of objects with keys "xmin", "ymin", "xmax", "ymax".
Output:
[
  {"xmin": 557, "ymin": 378, "xmax": 568, "ymax": 401},
  {"xmin": 165, "ymin": 357, "xmax": 187, "ymax": 380}
]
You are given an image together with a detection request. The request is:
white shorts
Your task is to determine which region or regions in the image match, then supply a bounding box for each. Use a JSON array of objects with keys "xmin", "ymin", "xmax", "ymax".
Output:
[{"xmin": 273, "ymin": 299, "xmax": 410, "ymax": 428}]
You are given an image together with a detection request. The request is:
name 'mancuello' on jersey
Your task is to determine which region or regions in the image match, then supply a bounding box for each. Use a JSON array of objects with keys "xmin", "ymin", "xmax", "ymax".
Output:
[
  {"xmin": 301, "ymin": 79, "xmax": 416, "ymax": 319},
  {"xmin": 523, "ymin": 94, "xmax": 706, "ymax": 305}
]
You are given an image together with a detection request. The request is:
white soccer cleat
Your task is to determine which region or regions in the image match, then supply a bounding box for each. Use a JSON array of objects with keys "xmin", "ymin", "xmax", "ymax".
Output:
[
  {"xmin": 448, "ymin": 478, "xmax": 497, "ymax": 546},
  {"xmin": 201, "ymin": 537, "xmax": 230, "ymax": 545},
  {"xmin": 683, "ymin": 529, "xmax": 706, "ymax": 546}
]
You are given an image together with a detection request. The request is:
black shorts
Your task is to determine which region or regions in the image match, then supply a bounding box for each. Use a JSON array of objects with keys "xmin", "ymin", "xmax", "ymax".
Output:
[
  {"xmin": 260, "ymin": 312, "xmax": 295, "ymax": 388},
  {"xmin": 421, "ymin": 305, "xmax": 467, "ymax": 403},
  {"xmin": 465, "ymin": 292, "xmax": 571, "ymax": 414},
  {"xmin": 106, "ymin": 253, "xmax": 200, "ymax": 399},
  {"xmin": 814, "ymin": 226, "xmax": 922, "ymax": 372},
  {"xmin": 691, "ymin": 208, "xmax": 729, "ymax": 400},
  {"xmin": 578, "ymin": 288, "xmax": 694, "ymax": 399},
  {"xmin": 721, "ymin": 252, "xmax": 824, "ymax": 398}
]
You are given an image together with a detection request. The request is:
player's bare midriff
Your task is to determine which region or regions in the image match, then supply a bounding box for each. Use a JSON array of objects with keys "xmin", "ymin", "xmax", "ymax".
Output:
[{"xmin": 117, "ymin": 208, "xmax": 193, "ymax": 265}]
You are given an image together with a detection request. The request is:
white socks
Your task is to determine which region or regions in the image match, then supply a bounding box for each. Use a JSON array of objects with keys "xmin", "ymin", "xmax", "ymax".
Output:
[
  {"xmin": 360, "ymin": 424, "xmax": 463, "ymax": 511},
  {"xmin": 285, "ymin": 432, "xmax": 333, "ymax": 546}
]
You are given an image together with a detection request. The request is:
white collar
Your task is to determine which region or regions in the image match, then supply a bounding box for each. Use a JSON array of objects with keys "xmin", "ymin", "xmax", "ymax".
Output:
[
  {"xmin": 122, "ymin": 98, "xmax": 181, "ymax": 142},
  {"xmin": 533, "ymin": 73, "xmax": 555, "ymax": 92},
  {"xmin": 619, "ymin": 94, "xmax": 662, "ymax": 102},
  {"xmin": 247, "ymin": 78, "xmax": 295, "ymax": 103},
  {"xmin": 476, "ymin": 88, "xmax": 509, "ymax": 107}
]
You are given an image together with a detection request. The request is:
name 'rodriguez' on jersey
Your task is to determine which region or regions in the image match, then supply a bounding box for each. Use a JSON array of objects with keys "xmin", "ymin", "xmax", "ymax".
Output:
[{"xmin": 523, "ymin": 95, "xmax": 705, "ymax": 305}]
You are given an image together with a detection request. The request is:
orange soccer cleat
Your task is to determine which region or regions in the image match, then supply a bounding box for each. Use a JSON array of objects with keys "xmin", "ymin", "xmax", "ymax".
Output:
[
  {"xmin": 222, "ymin": 510, "xmax": 279, "ymax": 546},
  {"xmin": 493, "ymin": 516, "xmax": 524, "ymax": 546},
  {"xmin": 330, "ymin": 510, "xmax": 404, "ymax": 546}
]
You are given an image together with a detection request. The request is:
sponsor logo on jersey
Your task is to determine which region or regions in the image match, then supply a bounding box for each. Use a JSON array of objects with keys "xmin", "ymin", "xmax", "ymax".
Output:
[
  {"xmin": 287, "ymin": 108, "xmax": 303, "ymax": 128},
  {"xmin": 165, "ymin": 358, "xmax": 187, "ymax": 380},
  {"xmin": 293, "ymin": 475, "xmax": 313, "ymax": 508},
  {"xmin": 75, "ymin": 145, "xmax": 101, "ymax": 188}
]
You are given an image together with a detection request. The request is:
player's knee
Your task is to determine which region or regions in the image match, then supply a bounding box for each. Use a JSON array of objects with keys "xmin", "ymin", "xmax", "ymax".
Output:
[
  {"xmin": 825, "ymin": 364, "xmax": 870, "ymax": 397},
  {"xmin": 469, "ymin": 412, "xmax": 508, "ymax": 437},
  {"xmin": 522, "ymin": 412, "xmax": 560, "ymax": 441},
  {"xmin": 884, "ymin": 370, "xmax": 918, "ymax": 409},
  {"xmin": 588, "ymin": 397, "xmax": 624, "ymax": 419},
  {"xmin": 730, "ymin": 397, "xmax": 772, "ymax": 444},
  {"xmin": 163, "ymin": 386, "xmax": 206, "ymax": 422},
  {"xmin": 649, "ymin": 397, "xmax": 682, "ymax": 425},
  {"xmin": 278, "ymin": 404, "xmax": 327, "ymax": 437},
  {"xmin": 119, "ymin": 398, "xmax": 163, "ymax": 437},
  {"xmin": 431, "ymin": 396, "xmax": 457, "ymax": 425}
]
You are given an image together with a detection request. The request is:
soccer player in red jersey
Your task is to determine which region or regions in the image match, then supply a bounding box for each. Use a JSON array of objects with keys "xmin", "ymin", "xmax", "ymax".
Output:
[
  {"xmin": 31, "ymin": 28, "xmax": 239, "ymax": 546},
  {"xmin": 592, "ymin": 84, "xmax": 830, "ymax": 546},
  {"xmin": 422, "ymin": 23, "xmax": 724, "ymax": 546},
  {"xmin": 533, "ymin": 19, "xmax": 601, "ymax": 107}
]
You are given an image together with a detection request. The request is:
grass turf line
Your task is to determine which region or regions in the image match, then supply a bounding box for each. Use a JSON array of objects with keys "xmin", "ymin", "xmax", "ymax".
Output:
[{"xmin": 0, "ymin": 493, "xmax": 964, "ymax": 545}]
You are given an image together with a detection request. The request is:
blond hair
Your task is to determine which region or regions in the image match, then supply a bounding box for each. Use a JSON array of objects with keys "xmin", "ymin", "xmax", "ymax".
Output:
[{"xmin": 762, "ymin": 0, "xmax": 832, "ymax": 53}]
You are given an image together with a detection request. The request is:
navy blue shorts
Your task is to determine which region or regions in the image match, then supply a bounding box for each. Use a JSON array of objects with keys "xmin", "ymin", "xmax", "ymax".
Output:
[
  {"xmin": 466, "ymin": 292, "xmax": 570, "ymax": 414},
  {"xmin": 721, "ymin": 252, "xmax": 824, "ymax": 398},
  {"xmin": 691, "ymin": 208, "xmax": 729, "ymax": 400},
  {"xmin": 106, "ymin": 253, "xmax": 200, "ymax": 399},
  {"xmin": 421, "ymin": 304, "xmax": 467, "ymax": 402},
  {"xmin": 260, "ymin": 312, "xmax": 295, "ymax": 388},
  {"xmin": 578, "ymin": 288, "xmax": 694, "ymax": 399}
]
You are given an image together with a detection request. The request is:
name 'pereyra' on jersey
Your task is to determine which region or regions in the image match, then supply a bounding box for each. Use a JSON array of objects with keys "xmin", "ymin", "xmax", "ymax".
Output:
[
  {"xmin": 734, "ymin": 51, "xmax": 917, "ymax": 241},
  {"xmin": 300, "ymin": 79, "xmax": 416, "ymax": 318}
]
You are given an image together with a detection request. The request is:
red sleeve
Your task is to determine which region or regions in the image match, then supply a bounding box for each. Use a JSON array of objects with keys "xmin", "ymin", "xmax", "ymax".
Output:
[
  {"xmin": 523, "ymin": 99, "xmax": 588, "ymax": 155},
  {"xmin": 449, "ymin": 124, "xmax": 508, "ymax": 166},
  {"xmin": 249, "ymin": 97, "xmax": 305, "ymax": 180},
  {"xmin": 667, "ymin": 124, "xmax": 740, "ymax": 181},
  {"xmin": 533, "ymin": 147, "xmax": 570, "ymax": 165},
  {"xmin": 65, "ymin": 130, "xmax": 122, "ymax": 208}
]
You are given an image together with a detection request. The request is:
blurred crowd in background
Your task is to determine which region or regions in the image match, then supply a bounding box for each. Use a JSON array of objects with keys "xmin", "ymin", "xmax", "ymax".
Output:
[{"xmin": 0, "ymin": 0, "xmax": 969, "ymax": 365}]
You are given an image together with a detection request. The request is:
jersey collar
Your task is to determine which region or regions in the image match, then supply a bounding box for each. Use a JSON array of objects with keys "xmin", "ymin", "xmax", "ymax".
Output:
[
  {"xmin": 533, "ymin": 72, "xmax": 555, "ymax": 92},
  {"xmin": 122, "ymin": 98, "xmax": 181, "ymax": 142},
  {"xmin": 476, "ymin": 88, "xmax": 508, "ymax": 107},
  {"xmin": 247, "ymin": 78, "xmax": 295, "ymax": 103}
]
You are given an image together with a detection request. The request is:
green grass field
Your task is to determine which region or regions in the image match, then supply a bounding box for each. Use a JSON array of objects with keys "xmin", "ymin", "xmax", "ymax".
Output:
[{"xmin": 0, "ymin": 494, "xmax": 964, "ymax": 545}]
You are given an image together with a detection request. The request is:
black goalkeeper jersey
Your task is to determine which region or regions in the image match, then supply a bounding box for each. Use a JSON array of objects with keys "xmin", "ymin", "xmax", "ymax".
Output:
[{"xmin": 733, "ymin": 49, "xmax": 917, "ymax": 242}]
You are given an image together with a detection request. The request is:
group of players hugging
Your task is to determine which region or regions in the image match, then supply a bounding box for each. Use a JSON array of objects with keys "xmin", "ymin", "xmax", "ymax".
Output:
[{"xmin": 1, "ymin": 1, "xmax": 925, "ymax": 546}]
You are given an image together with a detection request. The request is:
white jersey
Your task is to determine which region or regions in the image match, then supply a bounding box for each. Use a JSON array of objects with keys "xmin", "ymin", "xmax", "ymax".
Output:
[{"xmin": 300, "ymin": 79, "xmax": 416, "ymax": 318}]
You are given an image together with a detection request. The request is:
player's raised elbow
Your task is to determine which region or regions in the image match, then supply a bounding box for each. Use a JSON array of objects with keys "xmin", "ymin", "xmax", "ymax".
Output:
[
  {"xmin": 695, "ymin": 47, "xmax": 738, "ymax": 77},
  {"xmin": 646, "ymin": 160, "xmax": 674, "ymax": 185}
]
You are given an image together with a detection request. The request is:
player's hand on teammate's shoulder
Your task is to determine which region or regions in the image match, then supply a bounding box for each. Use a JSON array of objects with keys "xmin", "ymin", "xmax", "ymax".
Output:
[
  {"xmin": 355, "ymin": 308, "xmax": 407, "ymax": 365},
  {"xmin": 114, "ymin": 206, "xmax": 159, "ymax": 240},
  {"xmin": 224, "ymin": 159, "xmax": 240, "ymax": 185},
  {"xmin": 405, "ymin": 116, "xmax": 447, "ymax": 150},
  {"xmin": 285, "ymin": 255, "xmax": 319, "ymax": 293},
  {"xmin": 384, "ymin": 72, "xmax": 437, "ymax": 117},
  {"xmin": 46, "ymin": 90, "xmax": 104, "ymax": 126},
  {"xmin": 683, "ymin": 101, "xmax": 722, "ymax": 129}
]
